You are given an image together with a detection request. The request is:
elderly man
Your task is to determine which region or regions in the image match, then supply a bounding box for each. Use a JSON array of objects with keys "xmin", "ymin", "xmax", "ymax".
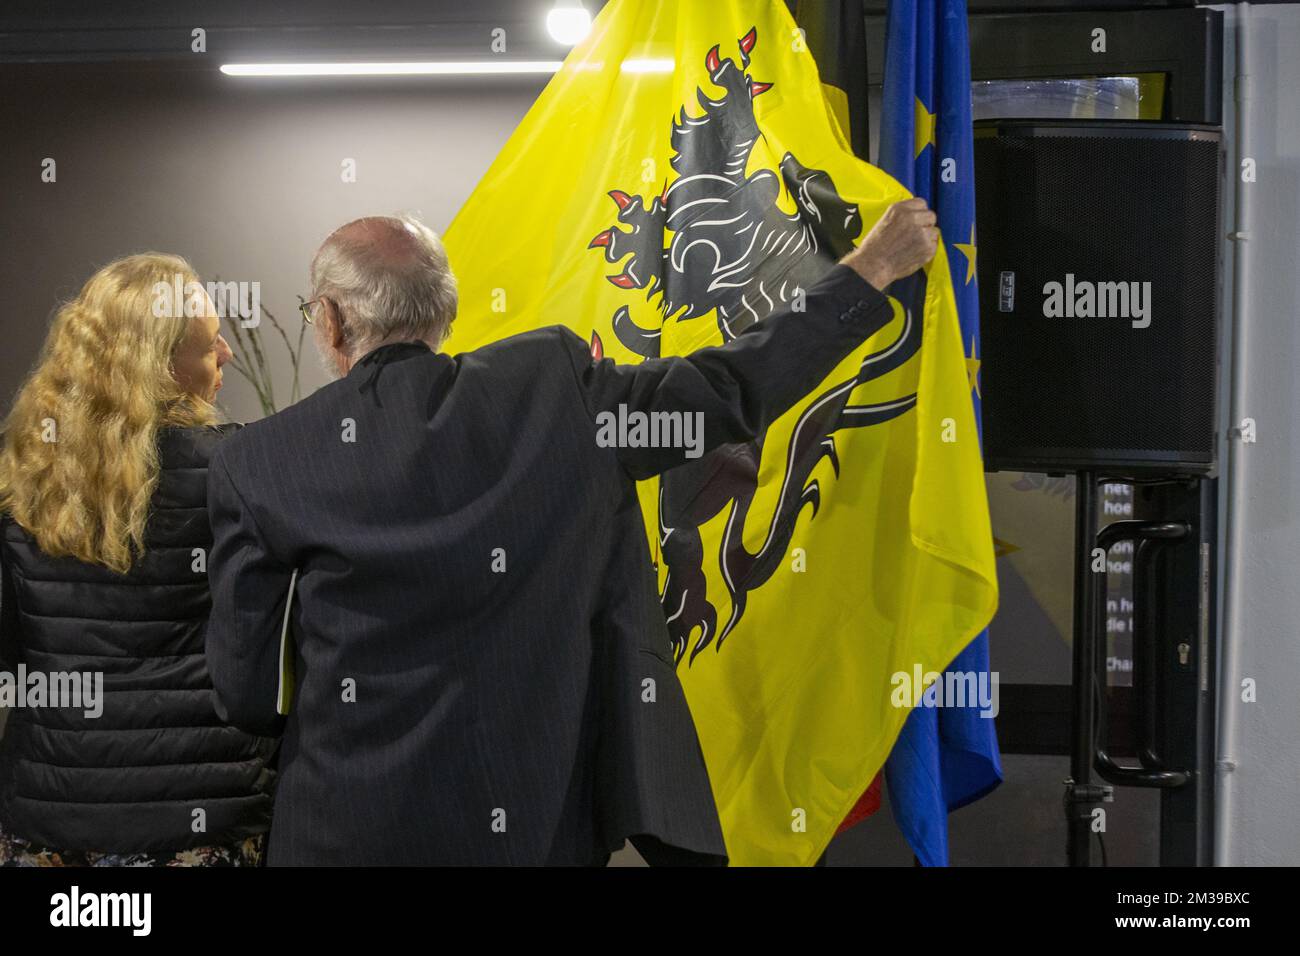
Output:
[{"xmin": 205, "ymin": 200, "xmax": 937, "ymax": 866}]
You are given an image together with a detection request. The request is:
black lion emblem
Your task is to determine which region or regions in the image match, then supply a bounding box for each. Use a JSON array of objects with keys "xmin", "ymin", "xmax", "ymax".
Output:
[{"xmin": 590, "ymin": 26, "xmax": 925, "ymax": 664}]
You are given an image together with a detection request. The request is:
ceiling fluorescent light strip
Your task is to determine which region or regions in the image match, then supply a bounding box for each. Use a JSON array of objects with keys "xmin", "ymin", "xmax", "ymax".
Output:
[{"xmin": 220, "ymin": 61, "xmax": 565, "ymax": 77}]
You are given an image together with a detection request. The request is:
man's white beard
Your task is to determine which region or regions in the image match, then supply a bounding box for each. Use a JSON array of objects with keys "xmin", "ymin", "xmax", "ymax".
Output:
[{"xmin": 313, "ymin": 329, "xmax": 348, "ymax": 379}]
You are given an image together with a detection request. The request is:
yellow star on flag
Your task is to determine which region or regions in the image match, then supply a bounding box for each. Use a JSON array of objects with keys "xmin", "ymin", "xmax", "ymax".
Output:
[
  {"xmin": 953, "ymin": 223, "xmax": 977, "ymax": 285},
  {"xmin": 966, "ymin": 334, "xmax": 981, "ymax": 398},
  {"xmin": 914, "ymin": 96, "xmax": 936, "ymax": 158}
]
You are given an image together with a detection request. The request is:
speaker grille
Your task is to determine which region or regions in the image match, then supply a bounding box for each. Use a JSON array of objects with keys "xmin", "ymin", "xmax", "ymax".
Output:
[{"xmin": 974, "ymin": 124, "xmax": 1221, "ymax": 473}]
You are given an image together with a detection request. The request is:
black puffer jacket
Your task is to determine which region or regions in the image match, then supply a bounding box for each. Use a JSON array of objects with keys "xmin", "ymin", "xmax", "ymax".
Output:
[{"xmin": 0, "ymin": 424, "xmax": 277, "ymax": 854}]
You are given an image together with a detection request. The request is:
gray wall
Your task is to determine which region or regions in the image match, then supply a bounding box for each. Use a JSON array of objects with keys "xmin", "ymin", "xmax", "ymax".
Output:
[
  {"xmin": 0, "ymin": 65, "xmax": 547, "ymax": 422},
  {"xmin": 1214, "ymin": 2, "xmax": 1300, "ymax": 867}
]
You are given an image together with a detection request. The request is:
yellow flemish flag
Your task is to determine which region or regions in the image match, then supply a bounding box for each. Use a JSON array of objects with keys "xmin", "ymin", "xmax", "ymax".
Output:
[{"xmin": 442, "ymin": 0, "xmax": 997, "ymax": 865}]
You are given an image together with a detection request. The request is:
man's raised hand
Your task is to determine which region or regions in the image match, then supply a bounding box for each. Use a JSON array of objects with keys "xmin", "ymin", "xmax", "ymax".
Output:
[{"xmin": 840, "ymin": 197, "xmax": 940, "ymax": 292}]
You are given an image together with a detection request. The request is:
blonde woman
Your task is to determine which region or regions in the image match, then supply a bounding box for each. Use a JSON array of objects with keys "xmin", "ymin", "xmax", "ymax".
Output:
[{"xmin": 0, "ymin": 254, "xmax": 276, "ymax": 866}]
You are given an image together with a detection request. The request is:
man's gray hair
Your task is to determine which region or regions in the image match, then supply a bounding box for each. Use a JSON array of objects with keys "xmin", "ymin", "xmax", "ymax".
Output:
[{"xmin": 310, "ymin": 214, "xmax": 459, "ymax": 356}]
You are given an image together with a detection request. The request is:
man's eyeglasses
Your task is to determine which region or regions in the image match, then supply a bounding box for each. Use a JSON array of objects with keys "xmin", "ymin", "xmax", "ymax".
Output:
[{"xmin": 298, "ymin": 296, "xmax": 322, "ymax": 325}]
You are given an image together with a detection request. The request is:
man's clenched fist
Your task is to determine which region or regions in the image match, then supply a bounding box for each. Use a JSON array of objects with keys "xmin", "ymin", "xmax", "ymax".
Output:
[{"xmin": 840, "ymin": 197, "xmax": 940, "ymax": 292}]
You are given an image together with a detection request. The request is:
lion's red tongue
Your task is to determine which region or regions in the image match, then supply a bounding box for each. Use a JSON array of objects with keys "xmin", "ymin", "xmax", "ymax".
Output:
[{"xmin": 607, "ymin": 273, "xmax": 637, "ymax": 289}]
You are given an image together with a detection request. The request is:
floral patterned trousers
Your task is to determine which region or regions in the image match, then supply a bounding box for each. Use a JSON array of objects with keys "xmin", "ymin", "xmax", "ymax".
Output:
[{"xmin": 0, "ymin": 821, "xmax": 264, "ymax": 867}]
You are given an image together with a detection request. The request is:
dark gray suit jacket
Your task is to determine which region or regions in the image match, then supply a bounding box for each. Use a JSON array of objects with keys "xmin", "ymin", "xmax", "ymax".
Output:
[{"xmin": 205, "ymin": 263, "xmax": 892, "ymax": 865}]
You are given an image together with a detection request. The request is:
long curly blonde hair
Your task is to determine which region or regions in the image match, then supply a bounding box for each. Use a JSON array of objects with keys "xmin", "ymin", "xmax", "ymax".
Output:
[{"xmin": 0, "ymin": 253, "xmax": 219, "ymax": 574}]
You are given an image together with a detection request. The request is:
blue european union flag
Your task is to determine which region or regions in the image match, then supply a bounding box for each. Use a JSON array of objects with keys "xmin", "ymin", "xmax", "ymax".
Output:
[{"xmin": 877, "ymin": 0, "xmax": 1002, "ymax": 866}]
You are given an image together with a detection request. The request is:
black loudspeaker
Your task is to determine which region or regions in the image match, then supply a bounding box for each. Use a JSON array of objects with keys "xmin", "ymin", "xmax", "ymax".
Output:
[{"xmin": 973, "ymin": 120, "xmax": 1222, "ymax": 474}]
